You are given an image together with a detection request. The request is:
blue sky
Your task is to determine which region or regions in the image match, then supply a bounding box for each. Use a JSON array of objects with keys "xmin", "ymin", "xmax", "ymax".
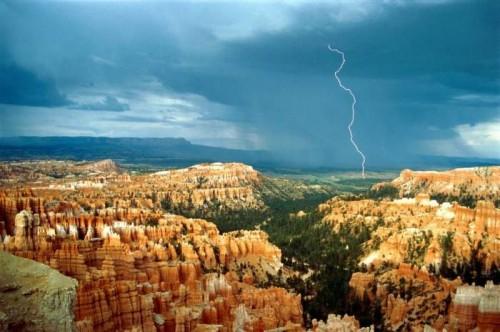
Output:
[{"xmin": 0, "ymin": 0, "xmax": 498, "ymax": 167}]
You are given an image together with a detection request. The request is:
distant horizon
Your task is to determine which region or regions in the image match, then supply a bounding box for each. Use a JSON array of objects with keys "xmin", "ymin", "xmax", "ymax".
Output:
[
  {"xmin": 1, "ymin": 136, "xmax": 499, "ymax": 171},
  {"xmin": 3, "ymin": 134, "xmax": 500, "ymax": 158}
]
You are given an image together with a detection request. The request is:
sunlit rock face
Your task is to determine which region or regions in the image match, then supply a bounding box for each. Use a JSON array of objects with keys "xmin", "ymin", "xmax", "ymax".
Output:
[
  {"xmin": 151, "ymin": 162, "xmax": 260, "ymax": 187},
  {"xmin": 320, "ymin": 188, "xmax": 499, "ymax": 330},
  {"xmin": 0, "ymin": 159, "xmax": 121, "ymax": 183},
  {"xmin": 349, "ymin": 263, "xmax": 461, "ymax": 331},
  {"xmin": 0, "ymin": 162, "xmax": 265, "ymax": 226},
  {"xmin": 147, "ymin": 162, "xmax": 265, "ymax": 212},
  {"xmin": 319, "ymin": 196, "xmax": 499, "ymax": 273},
  {"xmin": 0, "ymin": 209, "xmax": 301, "ymax": 332},
  {"xmin": 448, "ymin": 281, "xmax": 500, "ymax": 332},
  {"xmin": 0, "ymin": 160, "xmax": 333, "ymax": 223},
  {"xmin": 376, "ymin": 166, "xmax": 500, "ymax": 201},
  {"xmin": 0, "ymin": 161, "xmax": 310, "ymax": 331},
  {"xmin": 310, "ymin": 314, "xmax": 372, "ymax": 332},
  {"xmin": 1, "ymin": 159, "xmax": 499, "ymax": 331}
]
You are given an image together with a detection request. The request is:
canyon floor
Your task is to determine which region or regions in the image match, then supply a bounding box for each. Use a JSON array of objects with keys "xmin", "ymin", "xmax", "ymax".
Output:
[{"xmin": 0, "ymin": 160, "xmax": 498, "ymax": 331}]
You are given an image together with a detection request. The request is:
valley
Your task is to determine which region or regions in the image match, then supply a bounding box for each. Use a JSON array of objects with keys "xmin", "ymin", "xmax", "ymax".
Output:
[{"xmin": 0, "ymin": 160, "xmax": 498, "ymax": 331}]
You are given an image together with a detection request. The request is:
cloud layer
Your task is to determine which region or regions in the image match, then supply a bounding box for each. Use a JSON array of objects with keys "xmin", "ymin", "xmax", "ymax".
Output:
[{"xmin": 0, "ymin": 0, "xmax": 498, "ymax": 166}]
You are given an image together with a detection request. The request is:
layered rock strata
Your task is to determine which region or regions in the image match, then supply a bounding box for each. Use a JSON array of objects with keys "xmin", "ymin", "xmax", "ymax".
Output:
[
  {"xmin": 349, "ymin": 263, "xmax": 461, "ymax": 331},
  {"xmin": 320, "ymin": 193, "xmax": 499, "ymax": 330},
  {"xmin": 448, "ymin": 281, "xmax": 500, "ymax": 332},
  {"xmin": 1, "ymin": 210, "xmax": 301, "ymax": 332},
  {"xmin": 375, "ymin": 166, "xmax": 500, "ymax": 202},
  {"xmin": 320, "ymin": 195, "xmax": 499, "ymax": 272}
]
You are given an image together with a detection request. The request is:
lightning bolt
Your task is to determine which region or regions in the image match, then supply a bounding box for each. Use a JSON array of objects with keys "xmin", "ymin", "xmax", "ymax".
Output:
[{"xmin": 328, "ymin": 44, "xmax": 366, "ymax": 178}]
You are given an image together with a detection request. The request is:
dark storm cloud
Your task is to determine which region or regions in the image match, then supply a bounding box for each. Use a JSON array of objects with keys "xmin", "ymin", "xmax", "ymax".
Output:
[
  {"xmin": 0, "ymin": 63, "xmax": 69, "ymax": 107},
  {"xmin": 150, "ymin": 0, "xmax": 499, "ymax": 165},
  {"xmin": 71, "ymin": 96, "xmax": 130, "ymax": 112},
  {"xmin": 159, "ymin": 0, "xmax": 499, "ymax": 105},
  {"xmin": 228, "ymin": 1, "xmax": 499, "ymax": 80},
  {"xmin": 0, "ymin": 0, "xmax": 498, "ymax": 165}
]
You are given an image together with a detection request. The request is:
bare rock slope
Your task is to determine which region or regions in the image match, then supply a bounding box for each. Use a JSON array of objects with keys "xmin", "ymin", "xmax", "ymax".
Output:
[{"xmin": 0, "ymin": 251, "xmax": 78, "ymax": 332}]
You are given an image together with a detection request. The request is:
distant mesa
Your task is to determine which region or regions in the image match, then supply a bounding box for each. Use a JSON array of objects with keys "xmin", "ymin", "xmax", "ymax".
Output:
[
  {"xmin": 1, "ymin": 136, "xmax": 499, "ymax": 170},
  {"xmin": 0, "ymin": 136, "xmax": 272, "ymax": 168}
]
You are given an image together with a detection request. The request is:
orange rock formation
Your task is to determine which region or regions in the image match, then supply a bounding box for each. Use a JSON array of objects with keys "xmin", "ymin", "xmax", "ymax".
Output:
[
  {"xmin": 1, "ymin": 209, "xmax": 301, "ymax": 332},
  {"xmin": 320, "ymin": 190, "xmax": 499, "ymax": 330},
  {"xmin": 0, "ymin": 162, "xmax": 307, "ymax": 331},
  {"xmin": 448, "ymin": 281, "xmax": 500, "ymax": 332},
  {"xmin": 310, "ymin": 314, "xmax": 372, "ymax": 332},
  {"xmin": 320, "ymin": 196, "xmax": 499, "ymax": 272},
  {"xmin": 377, "ymin": 166, "xmax": 500, "ymax": 201},
  {"xmin": 350, "ymin": 263, "xmax": 461, "ymax": 331}
]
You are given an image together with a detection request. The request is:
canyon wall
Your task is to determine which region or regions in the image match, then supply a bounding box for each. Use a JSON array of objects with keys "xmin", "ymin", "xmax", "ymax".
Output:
[
  {"xmin": 448, "ymin": 281, "xmax": 500, "ymax": 332},
  {"xmin": 0, "ymin": 209, "xmax": 301, "ymax": 332},
  {"xmin": 320, "ymin": 195, "xmax": 499, "ymax": 272},
  {"xmin": 320, "ymin": 192, "xmax": 499, "ymax": 330}
]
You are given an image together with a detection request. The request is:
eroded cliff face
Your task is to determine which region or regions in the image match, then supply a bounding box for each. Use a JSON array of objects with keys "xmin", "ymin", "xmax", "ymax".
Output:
[
  {"xmin": 320, "ymin": 195, "xmax": 499, "ymax": 273},
  {"xmin": 1, "ymin": 160, "xmax": 499, "ymax": 331},
  {"xmin": 147, "ymin": 163, "xmax": 265, "ymax": 212},
  {"xmin": 319, "ymin": 192, "xmax": 499, "ymax": 331},
  {"xmin": 0, "ymin": 161, "xmax": 334, "ymax": 223},
  {"xmin": 0, "ymin": 251, "xmax": 78, "ymax": 332},
  {"xmin": 0, "ymin": 161, "xmax": 311, "ymax": 331},
  {"xmin": 0, "ymin": 162, "xmax": 264, "ymax": 220},
  {"xmin": 374, "ymin": 166, "xmax": 500, "ymax": 203},
  {"xmin": 448, "ymin": 281, "xmax": 500, "ymax": 332},
  {"xmin": 348, "ymin": 258, "xmax": 500, "ymax": 331},
  {"xmin": 0, "ymin": 209, "xmax": 301, "ymax": 332},
  {"xmin": 349, "ymin": 263, "xmax": 461, "ymax": 331},
  {"xmin": 310, "ymin": 168, "xmax": 499, "ymax": 331}
]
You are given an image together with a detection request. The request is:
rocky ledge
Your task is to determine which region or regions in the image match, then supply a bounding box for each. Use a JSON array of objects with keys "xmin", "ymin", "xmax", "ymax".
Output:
[{"xmin": 0, "ymin": 251, "xmax": 78, "ymax": 332}]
